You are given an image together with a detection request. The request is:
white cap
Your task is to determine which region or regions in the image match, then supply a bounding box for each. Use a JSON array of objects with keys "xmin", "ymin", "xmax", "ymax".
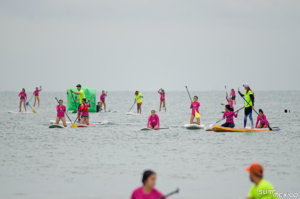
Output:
[{"xmin": 243, "ymin": 84, "xmax": 249, "ymax": 88}]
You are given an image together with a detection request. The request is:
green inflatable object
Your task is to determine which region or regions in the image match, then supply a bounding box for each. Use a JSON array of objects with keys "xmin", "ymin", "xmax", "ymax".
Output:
[{"xmin": 67, "ymin": 87, "xmax": 97, "ymax": 112}]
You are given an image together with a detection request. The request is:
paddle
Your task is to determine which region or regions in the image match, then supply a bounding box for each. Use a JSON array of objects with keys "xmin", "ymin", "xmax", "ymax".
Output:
[
  {"xmin": 225, "ymin": 85, "xmax": 228, "ymax": 97},
  {"xmin": 238, "ymin": 91, "xmax": 272, "ymax": 130},
  {"xmin": 157, "ymin": 188, "xmax": 179, "ymax": 199},
  {"xmin": 55, "ymin": 97, "xmax": 77, "ymax": 128},
  {"xmin": 27, "ymin": 103, "xmax": 37, "ymax": 113},
  {"xmin": 26, "ymin": 95, "xmax": 34, "ymax": 106},
  {"xmin": 128, "ymin": 102, "xmax": 136, "ymax": 113},
  {"xmin": 70, "ymin": 89, "xmax": 78, "ymax": 114},
  {"xmin": 185, "ymin": 86, "xmax": 200, "ymax": 118}
]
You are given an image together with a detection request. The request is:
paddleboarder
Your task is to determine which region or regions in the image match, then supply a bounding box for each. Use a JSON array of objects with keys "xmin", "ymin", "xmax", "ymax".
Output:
[
  {"xmin": 238, "ymin": 84, "xmax": 255, "ymax": 128},
  {"xmin": 158, "ymin": 88, "xmax": 166, "ymax": 112},
  {"xmin": 190, "ymin": 96, "xmax": 200, "ymax": 125},
  {"xmin": 221, "ymin": 105, "xmax": 239, "ymax": 128},
  {"xmin": 255, "ymin": 109, "xmax": 269, "ymax": 128},
  {"xmin": 33, "ymin": 86, "xmax": 42, "ymax": 107},
  {"xmin": 246, "ymin": 162, "xmax": 279, "ymax": 199},
  {"xmin": 134, "ymin": 91, "xmax": 143, "ymax": 114},
  {"xmin": 18, "ymin": 88, "xmax": 27, "ymax": 112},
  {"xmin": 222, "ymin": 95, "xmax": 234, "ymax": 110},
  {"xmin": 100, "ymin": 90, "xmax": 107, "ymax": 112},
  {"xmin": 147, "ymin": 110, "xmax": 160, "ymax": 130},
  {"xmin": 55, "ymin": 99, "xmax": 67, "ymax": 127},
  {"xmin": 231, "ymin": 88, "xmax": 236, "ymax": 105},
  {"xmin": 70, "ymin": 84, "xmax": 86, "ymax": 107},
  {"xmin": 77, "ymin": 98, "xmax": 90, "ymax": 125},
  {"xmin": 131, "ymin": 170, "xmax": 164, "ymax": 199}
]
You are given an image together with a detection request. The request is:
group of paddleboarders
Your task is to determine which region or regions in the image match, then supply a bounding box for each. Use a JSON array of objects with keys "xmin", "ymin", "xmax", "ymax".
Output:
[
  {"xmin": 18, "ymin": 86, "xmax": 42, "ymax": 112},
  {"xmin": 217, "ymin": 84, "xmax": 269, "ymax": 129},
  {"xmin": 17, "ymin": 83, "xmax": 270, "ymax": 130},
  {"xmin": 69, "ymin": 84, "xmax": 91, "ymax": 125},
  {"xmin": 53, "ymin": 84, "xmax": 109, "ymax": 127},
  {"xmin": 133, "ymin": 162, "xmax": 279, "ymax": 199}
]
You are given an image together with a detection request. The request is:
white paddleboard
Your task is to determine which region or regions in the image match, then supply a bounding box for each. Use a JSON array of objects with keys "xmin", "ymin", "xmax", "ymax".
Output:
[
  {"xmin": 184, "ymin": 124, "xmax": 205, "ymax": 130},
  {"xmin": 8, "ymin": 111, "xmax": 33, "ymax": 114}
]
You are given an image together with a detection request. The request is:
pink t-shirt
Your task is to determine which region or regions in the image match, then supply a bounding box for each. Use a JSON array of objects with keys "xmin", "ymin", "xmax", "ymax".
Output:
[
  {"xmin": 223, "ymin": 111, "xmax": 237, "ymax": 123},
  {"xmin": 18, "ymin": 92, "xmax": 27, "ymax": 100},
  {"xmin": 131, "ymin": 187, "xmax": 164, "ymax": 199},
  {"xmin": 226, "ymin": 96, "xmax": 234, "ymax": 110},
  {"xmin": 100, "ymin": 93, "xmax": 106, "ymax": 102},
  {"xmin": 190, "ymin": 101, "xmax": 200, "ymax": 115},
  {"xmin": 33, "ymin": 89, "xmax": 42, "ymax": 96},
  {"xmin": 56, "ymin": 105, "xmax": 66, "ymax": 117},
  {"xmin": 255, "ymin": 114, "xmax": 269, "ymax": 128},
  {"xmin": 147, "ymin": 114, "xmax": 160, "ymax": 128},
  {"xmin": 231, "ymin": 90, "xmax": 236, "ymax": 97},
  {"xmin": 158, "ymin": 90, "xmax": 165, "ymax": 101}
]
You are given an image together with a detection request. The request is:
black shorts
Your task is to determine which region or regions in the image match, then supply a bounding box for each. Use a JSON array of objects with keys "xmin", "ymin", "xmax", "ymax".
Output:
[
  {"xmin": 221, "ymin": 123, "xmax": 235, "ymax": 128},
  {"xmin": 245, "ymin": 107, "xmax": 253, "ymax": 116},
  {"xmin": 232, "ymin": 96, "xmax": 236, "ymax": 100}
]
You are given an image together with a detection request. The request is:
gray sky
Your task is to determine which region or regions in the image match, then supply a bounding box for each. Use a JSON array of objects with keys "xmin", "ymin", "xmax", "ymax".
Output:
[{"xmin": 0, "ymin": 0, "xmax": 299, "ymax": 91}]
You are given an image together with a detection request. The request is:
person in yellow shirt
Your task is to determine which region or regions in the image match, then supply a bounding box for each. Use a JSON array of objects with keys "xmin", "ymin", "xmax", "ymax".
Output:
[
  {"xmin": 238, "ymin": 84, "xmax": 255, "ymax": 128},
  {"xmin": 70, "ymin": 84, "xmax": 86, "ymax": 106},
  {"xmin": 246, "ymin": 162, "xmax": 279, "ymax": 199},
  {"xmin": 134, "ymin": 91, "xmax": 143, "ymax": 114}
]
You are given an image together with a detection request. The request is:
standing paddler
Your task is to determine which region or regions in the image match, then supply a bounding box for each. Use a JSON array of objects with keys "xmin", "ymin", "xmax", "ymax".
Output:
[
  {"xmin": 238, "ymin": 84, "xmax": 255, "ymax": 128},
  {"xmin": 134, "ymin": 91, "xmax": 143, "ymax": 114},
  {"xmin": 70, "ymin": 84, "xmax": 86, "ymax": 108}
]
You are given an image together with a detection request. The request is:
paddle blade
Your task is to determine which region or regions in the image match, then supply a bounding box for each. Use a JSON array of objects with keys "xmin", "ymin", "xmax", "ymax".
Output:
[
  {"xmin": 71, "ymin": 123, "xmax": 77, "ymax": 128},
  {"xmin": 195, "ymin": 111, "xmax": 200, "ymax": 119}
]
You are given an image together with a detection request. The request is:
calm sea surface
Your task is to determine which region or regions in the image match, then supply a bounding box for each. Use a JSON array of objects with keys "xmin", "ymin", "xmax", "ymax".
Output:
[{"xmin": 0, "ymin": 91, "xmax": 299, "ymax": 199}]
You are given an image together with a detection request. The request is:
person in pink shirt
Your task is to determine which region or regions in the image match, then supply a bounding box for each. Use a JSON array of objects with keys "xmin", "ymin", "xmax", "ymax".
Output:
[
  {"xmin": 230, "ymin": 88, "xmax": 236, "ymax": 105},
  {"xmin": 77, "ymin": 98, "xmax": 91, "ymax": 125},
  {"xmin": 18, "ymin": 88, "xmax": 27, "ymax": 112},
  {"xmin": 147, "ymin": 110, "xmax": 160, "ymax": 130},
  {"xmin": 99, "ymin": 90, "xmax": 107, "ymax": 112},
  {"xmin": 255, "ymin": 109, "xmax": 269, "ymax": 128},
  {"xmin": 33, "ymin": 86, "xmax": 42, "ymax": 108},
  {"xmin": 158, "ymin": 88, "xmax": 166, "ymax": 112},
  {"xmin": 190, "ymin": 96, "xmax": 200, "ymax": 125},
  {"xmin": 221, "ymin": 105, "xmax": 239, "ymax": 128},
  {"xmin": 131, "ymin": 170, "xmax": 164, "ymax": 199},
  {"xmin": 56, "ymin": 99, "xmax": 67, "ymax": 127}
]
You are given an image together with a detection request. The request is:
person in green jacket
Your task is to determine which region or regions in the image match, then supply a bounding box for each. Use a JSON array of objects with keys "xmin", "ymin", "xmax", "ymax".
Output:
[
  {"xmin": 238, "ymin": 84, "xmax": 255, "ymax": 128},
  {"xmin": 246, "ymin": 162, "xmax": 279, "ymax": 199}
]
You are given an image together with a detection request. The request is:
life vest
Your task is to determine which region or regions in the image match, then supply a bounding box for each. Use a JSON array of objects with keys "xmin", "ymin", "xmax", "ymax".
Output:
[
  {"xmin": 80, "ymin": 104, "xmax": 89, "ymax": 112},
  {"xmin": 244, "ymin": 90, "xmax": 253, "ymax": 107}
]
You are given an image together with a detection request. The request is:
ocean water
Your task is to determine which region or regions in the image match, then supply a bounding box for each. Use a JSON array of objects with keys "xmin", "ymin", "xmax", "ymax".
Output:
[{"xmin": 0, "ymin": 91, "xmax": 299, "ymax": 199}]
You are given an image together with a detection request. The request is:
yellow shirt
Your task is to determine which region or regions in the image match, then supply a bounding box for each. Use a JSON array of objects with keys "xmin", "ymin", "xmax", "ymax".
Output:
[
  {"xmin": 135, "ymin": 93, "xmax": 143, "ymax": 103},
  {"xmin": 78, "ymin": 90, "xmax": 86, "ymax": 104}
]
